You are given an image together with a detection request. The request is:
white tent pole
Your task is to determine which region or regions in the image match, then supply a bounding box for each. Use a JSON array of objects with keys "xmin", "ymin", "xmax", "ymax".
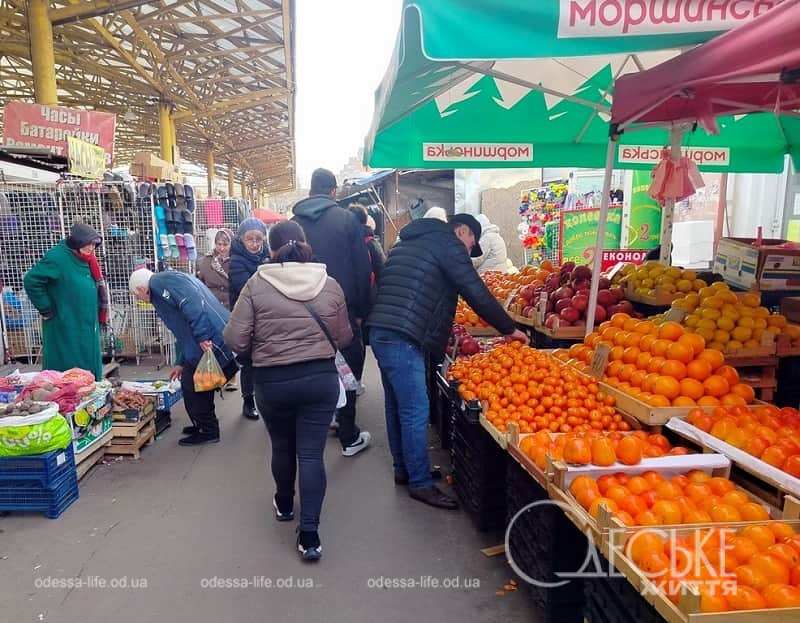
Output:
[
  {"xmin": 585, "ymin": 138, "xmax": 617, "ymax": 336},
  {"xmin": 659, "ymin": 125, "xmax": 684, "ymax": 263}
]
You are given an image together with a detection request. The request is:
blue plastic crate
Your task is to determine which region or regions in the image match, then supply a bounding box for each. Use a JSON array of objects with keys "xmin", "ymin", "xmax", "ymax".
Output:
[
  {"xmin": 0, "ymin": 473, "xmax": 79, "ymax": 519},
  {"xmin": 157, "ymin": 388, "xmax": 182, "ymax": 411},
  {"xmin": 0, "ymin": 445, "xmax": 76, "ymax": 488}
]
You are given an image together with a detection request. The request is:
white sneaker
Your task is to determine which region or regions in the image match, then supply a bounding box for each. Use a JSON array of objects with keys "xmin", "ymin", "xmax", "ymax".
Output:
[{"xmin": 342, "ymin": 431, "xmax": 371, "ymax": 457}]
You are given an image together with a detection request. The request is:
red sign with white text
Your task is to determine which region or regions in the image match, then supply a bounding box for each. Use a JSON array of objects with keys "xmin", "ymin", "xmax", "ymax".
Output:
[
  {"xmin": 601, "ymin": 249, "xmax": 648, "ymax": 272},
  {"xmin": 2, "ymin": 101, "xmax": 116, "ymax": 166}
]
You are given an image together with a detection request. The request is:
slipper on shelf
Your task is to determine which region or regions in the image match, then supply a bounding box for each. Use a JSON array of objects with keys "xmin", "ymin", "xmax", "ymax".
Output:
[
  {"xmin": 176, "ymin": 233, "xmax": 188, "ymax": 261},
  {"xmin": 184, "ymin": 233, "xmax": 197, "ymax": 261}
]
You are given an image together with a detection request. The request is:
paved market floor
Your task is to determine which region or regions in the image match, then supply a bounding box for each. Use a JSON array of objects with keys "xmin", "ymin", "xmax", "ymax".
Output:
[{"xmin": 0, "ymin": 355, "xmax": 537, "ymax": 623}]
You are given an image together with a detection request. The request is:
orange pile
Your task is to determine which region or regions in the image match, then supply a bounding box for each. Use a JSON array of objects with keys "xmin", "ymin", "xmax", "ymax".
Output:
[
  {"xmin": 519, "ymin": 430, "xmax": 690, "ymax": 470},
  {"xmin": 626, "ymin": 523, "xmax": 800, "ymax": 611},
  {"xmin": 454, "ymin": 298, "xmax": 489, "ymax": 328},
  {"xmin": 569, "ymin": 469, "xmax": 769, "ymax": 527},
  {"xmin": 560, "ymin": 313, "xmax": 756, "ymax": 408},
  {"xmin": 688, "ymin": 404, "xmax": 800, "ymax": 477},
  {"xmin": 449, "ymin": 342, "xmax": 627, "ymax": 434}
]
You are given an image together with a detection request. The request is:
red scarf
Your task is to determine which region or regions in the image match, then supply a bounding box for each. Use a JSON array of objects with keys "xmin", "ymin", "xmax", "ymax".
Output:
[{"xmin": 75, "ymin": 251, "xmax": 109, "ymax": 325}]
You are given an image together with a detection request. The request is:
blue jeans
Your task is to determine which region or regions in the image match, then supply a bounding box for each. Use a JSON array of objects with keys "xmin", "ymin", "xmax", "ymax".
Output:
[{"xmin": 370, "ymin": 327, "xmax": 432, "ymax": 489}]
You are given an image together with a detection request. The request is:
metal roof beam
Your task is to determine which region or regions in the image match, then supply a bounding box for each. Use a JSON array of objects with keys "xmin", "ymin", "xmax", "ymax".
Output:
[
  {"xmin": 141, "ymin": 8, "xmax": 281, "ymax": 26},
  {"xmin": 49, "ymin": 0, "xmax": 154, "ymax": 26}
]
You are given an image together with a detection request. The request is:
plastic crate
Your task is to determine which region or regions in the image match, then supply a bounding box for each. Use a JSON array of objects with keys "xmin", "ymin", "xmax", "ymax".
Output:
[
  {"xmin": 0, "ymin": 472, "xmax": 79, "ymax": 519},
  {"xmin": 0, "ymin": 445, "xmax": 75, "ymax": 488},
  {"xmin": 156, "ymin": 388, "xmax": 182, "ymax": 411},
  {"xmin": 584, "ymin": 558, "xmax": 663, "ymax": 623}
]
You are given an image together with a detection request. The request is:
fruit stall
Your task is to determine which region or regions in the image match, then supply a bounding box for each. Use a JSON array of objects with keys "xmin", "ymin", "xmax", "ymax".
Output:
[
  {"xmin": 0, "ymin": 368, "xmax": 182, "ymax": 518},
  {"xmin": 440, "ymin": 306, "xmax": 800, "ymax": 621}
]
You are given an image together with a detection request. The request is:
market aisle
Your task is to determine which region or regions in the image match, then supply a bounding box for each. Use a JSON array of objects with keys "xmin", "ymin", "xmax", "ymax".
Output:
[{"xmin": 0, "ymin": 355, "xmax": 537, "ymax": 623}]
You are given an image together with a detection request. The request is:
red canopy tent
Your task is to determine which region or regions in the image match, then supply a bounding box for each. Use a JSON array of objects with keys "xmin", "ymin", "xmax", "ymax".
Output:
[
  {"xmin": 252, "ymin": 208, "xmax": 287, "ymax": 225},
  {"xmin": 611, "ymin": 0, "xmax": 800, "ymax": 155},
  {"xmin": 585, "ymin": 0, "xmax": 800, "ymax": 334}
]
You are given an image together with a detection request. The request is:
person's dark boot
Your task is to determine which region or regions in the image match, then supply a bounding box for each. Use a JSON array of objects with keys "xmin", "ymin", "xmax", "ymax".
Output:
[
  {"xmin": 178, "ymin": 430, "xmax": 220, "ymax": 446},
  {"xmin": 273, "ymin": 495, "xmax": 294, "ymax": 522},
  {"xmin": 394, "ymin": 469, "xmax": 443, "ymax": 486},
  {"xmin": 182, "ymin": 424, "xmax": 199, "ymax": 435},
  {"xmin": 409, "ymin": 485, "xmax": 458, "ymax": 510},
  {"xmin": 296, "ymin": 528, "xmax": 322, "ymax": 562},
  {"xmin": 242, "ymin": 396, "xmax": 259, "ymax": 420}
]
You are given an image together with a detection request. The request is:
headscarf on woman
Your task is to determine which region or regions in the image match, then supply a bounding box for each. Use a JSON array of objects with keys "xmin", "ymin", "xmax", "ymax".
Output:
[{"xmin": 66, "ymin": 223, "xmax": 108, "ymax": 325}]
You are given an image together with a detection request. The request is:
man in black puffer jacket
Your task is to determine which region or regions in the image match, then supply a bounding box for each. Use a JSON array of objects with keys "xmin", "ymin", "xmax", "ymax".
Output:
[
  {"xmin": 292, "ymin": 169, "xmax": 373, "ymax": 457},
  {"xmin": 367, "ymin": 214, "xmax": 528, "ymax": 510}
]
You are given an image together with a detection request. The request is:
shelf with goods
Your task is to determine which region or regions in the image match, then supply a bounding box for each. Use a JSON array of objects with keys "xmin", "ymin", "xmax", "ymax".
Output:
[{"xmin": 442, "ymin": 324, "xmax": 800, "ymax": 620}]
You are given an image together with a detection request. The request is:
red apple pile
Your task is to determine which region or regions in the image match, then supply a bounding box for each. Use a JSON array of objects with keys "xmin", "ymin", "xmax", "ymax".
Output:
[{"xmin": 512, "ymin": 262, "xmax": 633, "ymax": 330}]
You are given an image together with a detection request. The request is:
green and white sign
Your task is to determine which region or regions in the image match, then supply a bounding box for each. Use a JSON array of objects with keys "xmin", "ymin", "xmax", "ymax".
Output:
[
  {"xmin": 365, "ymin": 1, "xmax": 799, "ymax": 173},
  {"xmin": 561, "ymin": 207, "xmax": 623, "ymax": 265},
  {"xmin": 627, "ymin": 170, "xmax": 662, "ymax": 250}
]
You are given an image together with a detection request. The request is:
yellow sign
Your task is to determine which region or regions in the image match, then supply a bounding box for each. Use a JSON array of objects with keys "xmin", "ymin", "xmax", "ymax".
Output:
[{"xmin": 67, "ymin": 136, "xmax": 106, "ymax": 179}]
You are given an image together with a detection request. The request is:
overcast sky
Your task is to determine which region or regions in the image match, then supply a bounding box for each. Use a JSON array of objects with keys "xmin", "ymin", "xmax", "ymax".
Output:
[{"xmin": 294, "ymin": 0, "xmax": 403, "ymax": 188}]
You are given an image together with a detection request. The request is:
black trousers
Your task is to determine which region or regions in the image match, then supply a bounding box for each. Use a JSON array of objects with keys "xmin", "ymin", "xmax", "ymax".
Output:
[
  {"xmin": 240, "ymin": 361, "xmax": 254, "ymax": 401},
  {"xmin": 337, "ymin": 320, "xmax": 365, "ymax": 447},
  {"xmin": 254, "ymin": 365, "xmax": 339, "ymax": 532},
  {"xmin": 180, "ymin": 359, "xmax": 238, "ymax": 434}
]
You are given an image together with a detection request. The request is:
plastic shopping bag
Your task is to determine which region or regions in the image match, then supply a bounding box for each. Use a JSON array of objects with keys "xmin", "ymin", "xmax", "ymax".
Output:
[
  {"xmin": 193, "ymin": 349, "xmax": 227, "ymax": 392},
  {"xmin": 0, "ymin": 402, "xmax": 72, "ymax": 456}
]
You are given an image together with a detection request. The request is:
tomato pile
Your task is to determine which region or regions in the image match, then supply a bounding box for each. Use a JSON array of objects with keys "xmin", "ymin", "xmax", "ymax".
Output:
[
  {"xmin": 449, "ymin": 342, "xmax": 629, "ymax": 434},
  {"xmin": 570, "ymin": 469, "xmax": 768, "ymax": 527},
  {"xmin": 687, "ymin": 404, "xmax": 800, "ymax": 478},
  {"xmin": 558, "ymin": 312, "xmax": 756, "ymax": 408},
  {"xmin": 625, "ymin": 523, "xmax": 800, "ymax": 611},
  {"xmin": 519, "ymin": 430, "xmax": 690, "ymax": 470}
]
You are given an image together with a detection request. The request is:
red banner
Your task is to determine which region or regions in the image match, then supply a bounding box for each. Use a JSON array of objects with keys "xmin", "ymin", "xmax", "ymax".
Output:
[
  {"xmin": 2, "ymin": 101, "xmax": 116, "ymax": 166},
  {"xmin": 601, "ymin": 249, "xmax": 648, "ymax": 272}
]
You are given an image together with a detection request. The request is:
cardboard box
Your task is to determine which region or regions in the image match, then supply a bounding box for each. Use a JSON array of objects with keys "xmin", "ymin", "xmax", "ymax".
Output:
[
  {"xmin": 130, "ymin": 151, "xmax": 175, "ymax": 181},
  {"xmin": 713, "ymin": 237, "xmax": 800, "ymax": 291},
  {"xmin": 782, "ymin": 297, "xmax": 800, "ymax": 323}
]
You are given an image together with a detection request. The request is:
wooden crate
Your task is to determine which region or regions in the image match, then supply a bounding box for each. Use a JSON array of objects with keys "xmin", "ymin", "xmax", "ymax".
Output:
[
  {"xmin": 506, "ymin": 424, "xmax": 550, "ymax": 488},
  {"xmin": 600, "ymin": 382, "xmax": 697, "ymax": 427},
  {"xmin": 107, "ymin": 409, "xmax": 156, "ymax": 460},
  {"xmin": 776, "ymin": 333, "xmax": 800, "ymax": 357},
  {"xmin": 111, "ymin": 396, "xmax": 156, "ymax": 423},
  {"xmin": 726, "ymin": 354, "xmax": 778, "ymax": 402},
  {"xmin": 479, "ymin": 412, "xmax": 509, "ymax": 449},
  {"xmin": 464, "ymin": 326, "xmax": 501, "ymax": 337},
  {"xmin": 513, "ymin": 313, "xmax": 587, "ymax": 341},
  {"xmin": 666, "ymin": 417, "xmax": 800, "ymax": 511},
  {"xmin": 604, "ymin": 517, "xmax": 800, "ymax": 623},
  {"xmin": 74, "ymin": 428, "xmax": 112, "ymax": 481},
  {"xmin": 626, "ymin": 284, "xmax": 678, "ymax": 308}
]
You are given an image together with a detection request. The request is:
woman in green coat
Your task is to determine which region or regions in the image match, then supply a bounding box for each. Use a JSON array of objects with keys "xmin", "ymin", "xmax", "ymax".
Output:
[{"xmin": 23, "ymin": 223, "xmax": 107, "ymax": 380}]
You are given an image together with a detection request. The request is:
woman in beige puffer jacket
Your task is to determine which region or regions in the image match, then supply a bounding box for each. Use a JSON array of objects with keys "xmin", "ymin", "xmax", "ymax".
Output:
[{"xmin": 223, "ymin": 220, "xmax": 352, "ymax": 562}]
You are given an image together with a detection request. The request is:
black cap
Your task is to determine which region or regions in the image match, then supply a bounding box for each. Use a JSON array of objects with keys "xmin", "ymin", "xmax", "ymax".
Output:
[
  {"xmin": 448, "ymin": 213, "xmax": 483, "ymax": 258},
  {"xmin": 65, "ymin": 223, "xmax": 101, "ymax": 250}
]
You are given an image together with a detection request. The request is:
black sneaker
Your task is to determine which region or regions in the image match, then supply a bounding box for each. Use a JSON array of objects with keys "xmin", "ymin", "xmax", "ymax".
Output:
[
  {"xmin": 182, "ymin": 424, "xmax": 199, "ymax": 435},
  {"xmin": 296, "ymin": 530, "xmax": 322, "ymax": 562},
  {"xmin": 409, "ymin": 485, "xmax": 458, "ymax": 510},
  {"xmin": 242, "ymin": 398, "xmax": 259, "ymax": 420},
  {"xmin": 178, "ymin": 431, "xmax": 220, "ymax": 446},
  {"xmin": 394, "ymin": 469, "xmax": 443, "ymax": 486},
  {"xmin": 273, "ymin": 495, "xmax": 294, "ymax": 522}
]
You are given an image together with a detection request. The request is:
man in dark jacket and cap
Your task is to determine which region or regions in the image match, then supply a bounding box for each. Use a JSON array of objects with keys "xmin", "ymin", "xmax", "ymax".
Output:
[
  {"xmin": 292, "ymin": 168, "xmax": 372, "ymax": 457},
  {"xmin": 129, "ymin": 268, "xmax": 238, "ymax": 446},
  {"xmin": 367, "ymin": 214, "xmax": 528, "ymax": 509}
]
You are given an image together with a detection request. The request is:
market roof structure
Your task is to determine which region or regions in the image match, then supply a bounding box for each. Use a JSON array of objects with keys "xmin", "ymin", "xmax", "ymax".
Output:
[{"xmin": 0, "ymin": 0, "xmax": 295, "ymax": 192}]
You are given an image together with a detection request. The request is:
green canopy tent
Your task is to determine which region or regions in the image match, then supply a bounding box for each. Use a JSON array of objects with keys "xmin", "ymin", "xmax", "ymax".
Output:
[{"xmin": 365, "ymin": 0, "xmax": 796, "ymax": 174}]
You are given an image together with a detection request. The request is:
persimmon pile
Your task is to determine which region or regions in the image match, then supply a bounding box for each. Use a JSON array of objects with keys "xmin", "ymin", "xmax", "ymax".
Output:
[
  {"xmin": 625, "ymin": 523, "xmax": 800, "ymax": 611},
  {"xmin": 449, "ymin": 342, "xmax": 628, "ymax": 434},
  {"xmin": 519, "ymin": 430, "xmax": 691, "ymax": 470},
  {"xmin": 688, "ymin": 404, "xmax": 800, "ymax": 478},
  {"xmin": 569, "ymin": 469, "xmax": 769, "ymax": 527},
  {"xmin": 559, "ymin": 312, "xmax": 756, "ymax": 408}
]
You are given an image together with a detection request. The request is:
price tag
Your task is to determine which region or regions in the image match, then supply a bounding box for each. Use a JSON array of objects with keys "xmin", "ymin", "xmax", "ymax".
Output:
[
  {"xmin": 536, "ymin": 292, "xmax": 548, "ymax": 326},
  {"xmin": 664, "ymin": 308, "xmax": 687, "ymax": 323},
  {"xmin": 761, "ymin": 330, "xmax": 776, "ymax": 347},
  {"xmin": 503, "ymin": 290, "xmax": 516, "ymax": 311},
  {"xmin": 589, "ymin": 342, "xmax": 611, "ymax": 379}
]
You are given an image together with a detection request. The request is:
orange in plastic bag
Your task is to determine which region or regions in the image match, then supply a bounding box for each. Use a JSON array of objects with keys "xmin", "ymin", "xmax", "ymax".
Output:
[{"xmin": 193, "ymin": 349, "xmax": 227, "ymax": 392}]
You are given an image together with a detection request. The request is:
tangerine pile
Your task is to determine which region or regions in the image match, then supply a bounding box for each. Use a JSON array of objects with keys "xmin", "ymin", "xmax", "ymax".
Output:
[
  {"xmin": 688, "ymin": 404, "xmax": 800, "ymax": 478},
  {"xmin": 569, "ymin": 469, "xmax": 769, "ymax": 527},
  {"xmin": 454, "ymin": 270, "xmax": 537, "ymax": 327},
  {"xmin": 560, "ymin": 312, "xmax": 756, "ymax": 408},
  {"xmin": 519, "ymin": 430, "xmax": 690, "ymax": 470},
  {"xmin": 454, "ymin": 298, "xmax": 489, "ymax": 328},
  {"xmin": 449, "ymin": 342, "xmax": 628, "ymax": 434},
  {"xmin": 626, "ymin": 523, "xmax": 800, "ymax": 611}
]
